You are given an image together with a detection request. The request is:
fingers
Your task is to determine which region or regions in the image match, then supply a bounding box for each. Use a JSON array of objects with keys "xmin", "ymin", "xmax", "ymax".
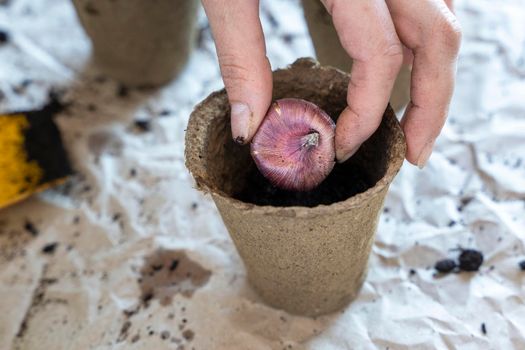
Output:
[
  {"xmin": 202, "ymin": 0, "xmax": 272, "ymax": 144},
  {"xmin": 386, "ymin": 0, "xmax": 462, "ymax": 167},
  {"xmin": 444, "ymin": 0, "xmax": 454, "ymax": 12},
  {"xmin": 321, "ymin": 0, "xmax": 404, "ymax": 162}
]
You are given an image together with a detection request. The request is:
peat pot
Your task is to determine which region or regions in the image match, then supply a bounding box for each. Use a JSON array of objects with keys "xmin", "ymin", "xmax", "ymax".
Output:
[
  {"xmin": 73, "ymin": 0, "xmax": 199, "ymax": 86},
  {"xmin": 185, "ymin": 58, "xmax": 406, "ymax": 316}
]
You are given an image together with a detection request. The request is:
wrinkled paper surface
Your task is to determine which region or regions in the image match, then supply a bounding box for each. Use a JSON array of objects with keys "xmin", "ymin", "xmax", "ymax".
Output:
[{"xmin": 0, "ymin": 0, "xmax": 524, "ymax": 349}]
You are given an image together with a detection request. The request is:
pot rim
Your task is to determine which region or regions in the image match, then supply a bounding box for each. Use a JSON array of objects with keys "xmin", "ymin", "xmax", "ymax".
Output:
[{"xmin": 185, "ymin": 58, "xmax": 406, "ymax": 218}]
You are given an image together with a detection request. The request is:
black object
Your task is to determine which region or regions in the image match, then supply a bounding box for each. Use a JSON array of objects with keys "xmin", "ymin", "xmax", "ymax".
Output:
[
  {"xmin": 169, "ymin": 259, "xmax": 179, "ymax": 271},
  {"xmin": 20, "ymin": 94, "xmax": 73, "ymax": 184},
  {"xmin": 134, "ymin": 120, "xmax": 151, "ymax": 132},
  {"xmin": 0, "ymin": 29, "xmax": 8, "ymax": 44},
  {"xmin": 435, "ymin": 259, "xmax": 457, "ymax": 273},
  {"xmin": 24, "ymin": 221, "xmax": 39, "ymax": 236},
  {"xmin": 42, "ymin": 242, "xmax": 59, "ymax": 254},
  {"xmin": 235, "ymin": 161, "xmax": 372, "ymax": 207},
  {"xmin": 117, "ymin": 85, "xmax": 129, "ymax": 98},
  {"xmin": 458, "ymin": 249, "xmax": 484, "ymax": 272},
  {"xmin": 519, "ymin": 260, "xmax": 525, "ymax": 271}
]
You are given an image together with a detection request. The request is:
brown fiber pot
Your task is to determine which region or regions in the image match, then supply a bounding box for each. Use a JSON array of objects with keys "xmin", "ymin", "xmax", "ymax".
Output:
[
  {"xmin": 72, "ymin": 0, "xmax": 199, "ymax": 86},
  {"xmin": 185, "ymin": 58, "xmax": 406, "ymax": 316}
]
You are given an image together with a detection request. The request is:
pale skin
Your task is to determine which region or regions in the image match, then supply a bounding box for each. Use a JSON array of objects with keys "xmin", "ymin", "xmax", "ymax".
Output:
[{"xmin": 202, "ymin": 0, "xmax": 462, "ymax": 168}]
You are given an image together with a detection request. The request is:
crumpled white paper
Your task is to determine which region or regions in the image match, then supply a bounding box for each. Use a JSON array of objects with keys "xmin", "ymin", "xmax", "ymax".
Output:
[{"xmin": 0, "ymin": 0, "xmax": 524, "ymax": 349}]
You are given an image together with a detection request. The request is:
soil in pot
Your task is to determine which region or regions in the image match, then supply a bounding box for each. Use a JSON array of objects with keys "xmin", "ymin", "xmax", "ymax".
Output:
[{"xmin": 235, "ymin": 161, "xmax": 373, "ymax": 207}]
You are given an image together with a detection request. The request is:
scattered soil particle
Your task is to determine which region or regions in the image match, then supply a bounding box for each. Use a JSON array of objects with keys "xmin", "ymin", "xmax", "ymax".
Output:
[
  {"xmin": 123, "ymin": 307, "xmax": 140, "ymax": 318},
  {"xmin": 197, "ymin": 22, "xmax": 210, "ymax": 49},
  {"xmin": 282, "ymin": 33, "xmax": 295, "ymax": 43},
  {"xmin": 159, "ymin": 110, "xmax": 172, "ymax": 117},
  {"xmin": 434, "ymin": 259, "xmax": 457, "ymax": 273},
  {"xmin": 0, "ymin": 29, "xmax": 8, "ymax": 44},
  {"xmin": 142, "ymin": 292, "xmax": 154, "ymax": 305},
  {"xmin": 264, "ymin": 9, "xmax": 278, "ymax": 28},
  {"xmin": 117, "ymin": 321, "xmax": 132, "ymax": 342},
  {"xmin": 481, "ymin": 323, "xmax": 487, "ymax": 335},
  {"xmin": 15, "ymin": 265, "xmax": 53, "ymax": 338},
  {"xmin": 24, "ymin": 221, "xmax": 39, "ymax": 236},
  {"xmin": 117, "ymin": 85, "xmax": 129, "ymax": 98},
  {"xmin": 41, "ymin": 242, "xmax": 59, "ymax": 254},
  {"xmin": 131, "ymin": 334, "xmax": 140, "ymax": 343},
  {"xmin": 130, "ymin": 168, "xmax": 137, "ymax": 177},
  {"xmin": 12, "ymin": 79, "xmax": 33, "ymax": 94},
  {"xmin": 41, "ymin": 278, "xmax": 57, "ymax": 285},
  {"xmin": 138, "ymin": 250, "xmax": 211, "ymax": 311},
  {"xmin": 458, "ymin": 197, "xmax": 474, "ymax": 212},
  {"xmin": 151, "ymin": 264, "xmax": 163, "ymax": 272},
  {"xmin": 409, "ymin": 269, "xmax": 416, "ymax": 276},
  {"xmin": 134, "ymin": 120, "xmax": 151, "ymax": 132},
  {"xmin": 182, "ymin": 329, "xmax": 194, "ymax": 341},
  {"xmin": 160, "ymin": 330, "xmax": 170, "ymax": 340},
  {"xmin": 519, "ymin": 260, "xmax": 525, "ymax": 271},
  {"xmin": 170, "ymin": 259, "xmax": 179, "ymax": 271},
  {"xmin": 84, "ymin": 2, "xmax": 99, "ymax": 15},
  {"xmin": 458, "ymin": 249, "xmax": 484, "ymax": 272}
]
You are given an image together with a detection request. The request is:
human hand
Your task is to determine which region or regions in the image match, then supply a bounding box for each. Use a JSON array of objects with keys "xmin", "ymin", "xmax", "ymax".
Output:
[{"xmin": 201, "ymin": 0, "xmax": 461, "ymax": 168}]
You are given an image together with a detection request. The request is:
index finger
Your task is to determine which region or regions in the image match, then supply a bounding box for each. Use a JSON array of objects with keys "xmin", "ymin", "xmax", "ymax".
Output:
[
  {"xmin": 202, "ymin": 0, "xmax": 272, "ymax": 144},
  {"xmin": 322, "ymin": 0, "xmax": 404, "ymax": 162}
]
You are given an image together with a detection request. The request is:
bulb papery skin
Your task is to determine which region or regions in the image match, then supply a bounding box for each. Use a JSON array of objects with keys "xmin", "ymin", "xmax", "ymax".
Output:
[{"xmin": 250, "ymin": 98, "xmax": 336, "ymax": 192}]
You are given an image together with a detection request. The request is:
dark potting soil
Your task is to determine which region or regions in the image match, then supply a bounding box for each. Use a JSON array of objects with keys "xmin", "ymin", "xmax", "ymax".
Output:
[
  {"xmin": 435, "ymin": 259, "xmax": 457, "ymax": 273},
  {"xmin": 235, "ymin": 163, "xmax": 373, "ymax": 207},
  {"xmin": 134, "ymin": 119, "xmax": 151, "ymax": 132},
  {"xmin": 41, "ymin": 242, "xmax": 58, "ymax": 254},
  {"xmin": 481, "ymin": 323, "xmax": 487, "ymax": 335},
  {"xmin": 458, "ymin": 249, "xmax": 484, "ymax": 272},
  {"xmin": 434, "ymin": 248, "xmax": 484, "ymax": 275},
  {"xmin": 0, "ymin": 29, "xmax": 8, "ymax": 44},
  {"xmin": 24, "ymin": 221, "xmax": 39, "ymax": 236},
  {"xmin": 117, "ymin": 84, "xmax": 129, "ymax": 98}
]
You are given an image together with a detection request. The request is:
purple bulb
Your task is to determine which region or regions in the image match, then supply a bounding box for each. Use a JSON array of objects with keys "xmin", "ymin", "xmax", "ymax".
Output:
[{"xmin": 250, "ymin": 98, "xmax": 336, "ymax": 192}]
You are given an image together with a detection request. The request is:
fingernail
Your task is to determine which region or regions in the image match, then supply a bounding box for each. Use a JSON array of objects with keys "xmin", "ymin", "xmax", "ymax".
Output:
[
  {"xmin": 336, "ymin": 147, "xmax": 358, "ymax": 163},
  {"xmin": 231, "ymin": 102, "xmax": 251, "ymax": 144},
  {"xmin": 417, "ymin": 141, "xmax": 435, "ymax": 169}
]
